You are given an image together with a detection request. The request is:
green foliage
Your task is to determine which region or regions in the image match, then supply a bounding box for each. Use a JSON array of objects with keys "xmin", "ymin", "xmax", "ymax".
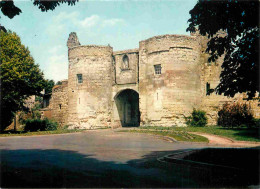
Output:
[
  {"xmin": 32, "ymin": 110, "xmax": 41, "ymax": 119},
  {"xmin": 217, "ymin": 102, "xmax": 255, "ymax": 128},
  {"xmin": 253, "ymin": 118, "xmax": 260, "ymax": 128},
  {"xmin": 186, "ymin": 109, "xmax": 208, "ymax": 127},
  {"xmin": 120, "ymin": 129, "xmax": 208, "ymax": 142},
  {"xmin": 18, "ymin": 111, "xmax": 26, "ymax": 124},
  {"xmin": 187, "ymin": 0, "xmax": 259, "ymax": 99},
  {"xmin": 35, "ymin": 96, "xmax": 43, "ymax": 103},
  {"xmin": 0, "ymin": 30, "xmax": 45, "ymax": 131},
  {"xmin": 56, "ymin": 81, "xmax": 62, "ymax": 85},
  {"xmin": 45, "ymin": 119, "xmax": 58, "ymax": 131},
  {"xmin": 24, "ymin": 119, "xmax": 44, "ymax": 132},
  {"xmin": 24, "ymin": 118, "xmax": 58, "ymax": 132},
  {"xmin": 45, "ymin": 79, "xmax": 55, "ymax": 94}
]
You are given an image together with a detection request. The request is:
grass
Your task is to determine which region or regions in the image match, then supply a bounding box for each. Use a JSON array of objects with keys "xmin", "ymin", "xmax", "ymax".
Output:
[
  {"xmin": 139, "ymin": 126, "xmax": 260, "ymax": 142},
  {"xmin": 0, "ymin": 129, "xmax": 86, "ymax": 137},
  {"xmin": 119, "ymin": 129, "xmax": 209, "ymax": 142}
]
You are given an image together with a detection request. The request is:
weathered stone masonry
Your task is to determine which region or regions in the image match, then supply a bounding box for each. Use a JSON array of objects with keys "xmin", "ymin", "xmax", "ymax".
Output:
[{"xmin": 50, "ymin": 32, "xmax": 260, "ymax": 128}]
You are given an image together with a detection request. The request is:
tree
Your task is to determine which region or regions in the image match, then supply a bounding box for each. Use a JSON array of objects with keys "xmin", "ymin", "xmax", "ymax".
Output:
[
  {"xmin": 0, "ymin": 29, "xmax": 46, "ymax": 131},
  {"xmin": 56, "ymin": 81, "xmax": 62, "ymax": 85},
  {"xmin": 187, "ymin": 0, "xmax": 259, "ymax": 99},
  {"xmin": 45, "ymin": 79, "xmax": 55, "ymax": 94},
  {"xmin": 0, "ymin": 0, "xmax": 78, "ymax": 19}
]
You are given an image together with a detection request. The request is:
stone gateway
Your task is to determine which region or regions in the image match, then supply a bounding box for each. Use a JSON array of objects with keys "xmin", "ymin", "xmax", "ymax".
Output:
[{"xmin": 49, "ymin": 32, "xmax": 260, "ymax": 129}]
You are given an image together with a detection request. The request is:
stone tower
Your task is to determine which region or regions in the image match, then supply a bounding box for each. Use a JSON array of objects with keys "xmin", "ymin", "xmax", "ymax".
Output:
[
  {"xmin": 66, "ymin": 32, "xmax": 113, "ymax": 129},
  {"xmin": 138, "ymin": 35, "xmax": 202, "ymax": 126}
]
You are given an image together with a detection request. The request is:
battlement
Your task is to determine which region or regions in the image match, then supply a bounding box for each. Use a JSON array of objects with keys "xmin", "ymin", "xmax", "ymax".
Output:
[
  {"xmin": 139, "ymin": 34, "xmax": 200, "ymax": 55},
  {"xmin": 69, "ymin": 44, "xmax": 112, "ymax": 50},
  {"xmin": 68, "ymin": 45, "xmax": 113, "ymax": 59},
  {"xmin": 140, "ymin": 34, "xmax": 196, "ymax": 43}
]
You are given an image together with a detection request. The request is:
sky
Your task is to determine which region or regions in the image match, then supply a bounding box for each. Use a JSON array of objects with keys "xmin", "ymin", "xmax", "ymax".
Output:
[{"xmin": 1, "ymin": 0, "xmax": 197, "ymax": 82}]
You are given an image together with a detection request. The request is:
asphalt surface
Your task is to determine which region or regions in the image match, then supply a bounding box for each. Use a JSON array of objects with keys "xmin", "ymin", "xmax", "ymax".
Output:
[{"xmin": 0, "ymin": 129, "xmax": 258, "ymax": 188}]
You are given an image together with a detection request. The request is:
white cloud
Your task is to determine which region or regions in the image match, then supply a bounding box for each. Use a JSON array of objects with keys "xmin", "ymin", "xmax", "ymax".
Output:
[
  {"xmin": 78, "ymin": 15, "xmax": 100, "ymax": 28},
  {"xmin": 54, "ymin": 11, "xmax": 79, "ymax": 23},
  {"xmin": 46, "ymin": 11, "xmax": 79, "ymax": 37},
  {"xmin": 44, "ymin": 54, "xmax": 68, "ymax": 82},
  {"xmin": 43, "ymin": 13, "xmax": 126, "ymax": 81},
  {"xmin": 48, "ymin": 45, "xmax": 63, "ymax": 54},
  {"xmin": 43, "ymin": 45, "xmax": 68, "ymax": 82},
  {"xmin": 102, "ymin": 18, "xmax": 125, "ymax": 27},
  {"xmin": 46, "ymin": 12, "xmax": 126, "ymax": 37},
  {"xmin": 77, "ymin": 15, "xmax": 125, "ymax": 28}
]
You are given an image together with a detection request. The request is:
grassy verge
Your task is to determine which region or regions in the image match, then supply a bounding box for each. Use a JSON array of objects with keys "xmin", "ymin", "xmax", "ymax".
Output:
[
  {"xmin": 139, "ymin": 126, "xmax": 260, "ymax": 142},
  {"xmin": 119, "ymin": 129, "xmax": 208, "ymax": 142},
  {"xmin": 0, "ymin": 129, "xmax": 85, "ymax": 137}
]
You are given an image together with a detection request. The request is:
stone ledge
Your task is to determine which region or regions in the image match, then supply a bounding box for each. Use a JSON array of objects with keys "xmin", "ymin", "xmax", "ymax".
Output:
[
  {"xmin": 113, "ymin": 48, "xmax": 139, "ymax": 55},
  {"xmin": 69, "ymin": 45, "xmax": 112, "ymax": 51},
  {"xmin": 140, "ymin": 34, "xmax": 196, "ymax": 43}
]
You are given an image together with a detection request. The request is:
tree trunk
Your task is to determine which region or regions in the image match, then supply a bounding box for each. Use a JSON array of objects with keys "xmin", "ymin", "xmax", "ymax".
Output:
[{"xmin": 14, "ymin": 113, "xmax": 16, "ymax": 132}]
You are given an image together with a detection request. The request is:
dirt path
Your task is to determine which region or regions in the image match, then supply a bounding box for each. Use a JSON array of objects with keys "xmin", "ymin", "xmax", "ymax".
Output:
[{"xmin": 190, "ymin": 132, "xmax": 260, "ymax": 147}]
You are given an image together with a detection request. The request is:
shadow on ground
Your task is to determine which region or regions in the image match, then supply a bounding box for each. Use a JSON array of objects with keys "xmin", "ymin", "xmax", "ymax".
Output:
[
  {"xmin": 219, "ymin": 127, "xmax": 260, "ymax": 141},
  {"xmin": 1, "ymin": 148, "xmax": 259, "ymax": 188}
]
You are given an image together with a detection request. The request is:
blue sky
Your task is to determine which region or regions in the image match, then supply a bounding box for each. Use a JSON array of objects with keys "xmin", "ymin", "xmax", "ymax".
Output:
[{"xmin": 1, "ymin": 0, "xmax": 197, "ymax": 82}]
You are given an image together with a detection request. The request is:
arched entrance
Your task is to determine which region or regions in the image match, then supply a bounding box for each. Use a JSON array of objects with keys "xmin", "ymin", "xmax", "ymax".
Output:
[{"xmin": 114, "ymin": 89, "xmax": 140, "ymax": 127}]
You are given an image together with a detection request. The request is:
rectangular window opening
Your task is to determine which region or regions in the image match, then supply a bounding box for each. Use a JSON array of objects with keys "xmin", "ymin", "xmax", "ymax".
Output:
[
  {"xmin": 206, "ymin": 82, "xmax": 210, "ymax": 96},
  {"xmin": 154, "ymin": 64, "xmax": 162, "ymax": 75},
  {"xmin": 77, "ymin": 74, "xmax": 83, "ymax": 83}
]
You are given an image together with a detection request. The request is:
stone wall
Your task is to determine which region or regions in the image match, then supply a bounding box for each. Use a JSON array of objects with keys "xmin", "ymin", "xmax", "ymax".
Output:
[
  {"xmin": 139, "ymin": 35, "xmax": 202, "ymax": 126},
  {"xmin": 49, "ymin": 32, "xmax": 260, "ymax": 128},
  {"xmin": 67, "ymin": 44, "xmax": 113, "ymax": 129},
  {"xmin": 113, "ymin": 49, "xmax": 139, "ymax": 85},
  {"xmin": 49, "ymin": 80, "xmax": 68, "ymax": 126}
]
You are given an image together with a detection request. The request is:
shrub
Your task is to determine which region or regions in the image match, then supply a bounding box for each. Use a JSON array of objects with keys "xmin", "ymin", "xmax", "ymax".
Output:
[
  {"xmin": 32, "ymin": 110, "xmax": 41, "ymax": 119},
  {"xmin": 217, "ymin": 102, "xmax": 255, "ymax": 128},
  {"xmin": 45, "ymin": 119, "xmax": 58, "ymax": 131},
  {"xmin": 253, "ymin": 118, "xmax": 260, "ymax": 127},
  {"xmin": 24, "ymin": 118, "xmax": 58, "ymax": 132},
  {"xmin": 24, "ymin": 119, "xmax": 44, "ymax": 131},
  {"xmin": 186, "ymin": 109, "xmax": 208, "ymax": 127}
]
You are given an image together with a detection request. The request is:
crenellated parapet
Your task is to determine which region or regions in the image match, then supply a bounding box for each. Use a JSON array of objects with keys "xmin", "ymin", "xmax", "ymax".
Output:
[{"xmin": 140, "ymin": 34, "xmax": 200, "ymax": 55}]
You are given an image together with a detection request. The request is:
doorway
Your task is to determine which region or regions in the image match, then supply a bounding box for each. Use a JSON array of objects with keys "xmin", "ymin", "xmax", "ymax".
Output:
[{"xmin": 114, "ymin": 89, "xmax": 140, "ymax": 127}]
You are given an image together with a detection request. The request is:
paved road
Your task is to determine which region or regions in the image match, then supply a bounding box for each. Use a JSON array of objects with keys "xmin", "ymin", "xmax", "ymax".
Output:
[{"xmin": 0, "ymin": 130, "xmax": 257, "ymax": 188}]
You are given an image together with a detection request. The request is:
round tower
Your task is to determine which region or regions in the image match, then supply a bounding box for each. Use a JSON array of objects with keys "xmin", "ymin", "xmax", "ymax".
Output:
[
  {"xmin": 139, "ymin": 34, "xmax": 202, "ymax": 126},
  {"xmin": 67, "ymin": 32, "xmax": 113, "ymax": 129}
]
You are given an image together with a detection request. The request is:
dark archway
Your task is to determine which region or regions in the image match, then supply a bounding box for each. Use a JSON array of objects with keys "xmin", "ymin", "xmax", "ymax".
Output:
[{"xmin": 114, "ymin": 89, "xmax": 140, "ymax": 127}]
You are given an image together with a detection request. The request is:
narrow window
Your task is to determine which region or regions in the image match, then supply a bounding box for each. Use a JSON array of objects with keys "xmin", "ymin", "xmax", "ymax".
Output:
[
  {"xmin": 59, "ymin": 104, "xmax": 62, "ymax": 109},
  {"xmin": 77, "ymin": 74, "xmax": 83, "ymax": 83},
  {"xmin": 206, "ymin": 82, "xmax": 210, "ymax": 96},
  {"xmin": 122, "ymin": 55, "xmax": 129, "ymax": 69},
  {"xmin": 154, "ymin": 64, "xmax": 162, "ymax": 75}
]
